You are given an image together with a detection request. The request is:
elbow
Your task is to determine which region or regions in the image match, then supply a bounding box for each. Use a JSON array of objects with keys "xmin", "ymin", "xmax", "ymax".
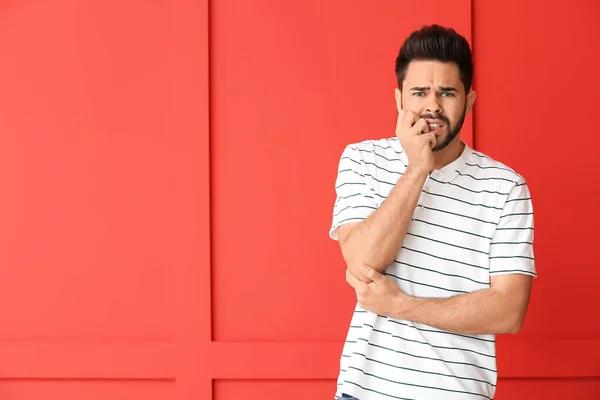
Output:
[
  {"xmin": 356, "ymin": 256, "xmax": 394, "ymax": 273},
  {"xmin": 341, "ymin": 248, "xmax": 393, "ymax": 273},
  {"xmin": 505, "ymin": 321, "xmax": 523, "ymax": 334},
  {"xmin": 504, "ymin": 313, "xmax": 526, "ymax": 334}
]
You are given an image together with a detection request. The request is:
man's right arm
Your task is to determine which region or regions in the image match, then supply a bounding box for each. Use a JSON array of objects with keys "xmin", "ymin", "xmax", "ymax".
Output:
[
  {"xmin": 337, "ymin": 165, "xmax": 427, "ymax": 282},
  {"xmin": 333, "ymin": 110, "xmax": 436, "ymax": 283}
]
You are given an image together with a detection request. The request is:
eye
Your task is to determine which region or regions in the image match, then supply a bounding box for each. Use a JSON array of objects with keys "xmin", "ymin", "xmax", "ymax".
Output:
[
  {"xmin": 412, "ymin": 92, "xmax": 425, "ymax": 97},
  {"xmin": 441, "ymin": 92, "xmax": 455, "ymax": 97}
]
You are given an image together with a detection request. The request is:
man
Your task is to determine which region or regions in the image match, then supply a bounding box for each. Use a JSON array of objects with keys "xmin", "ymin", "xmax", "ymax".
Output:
[{"xmin": 329, "ymin": 25, "xmax": 536, "ymax": 400}]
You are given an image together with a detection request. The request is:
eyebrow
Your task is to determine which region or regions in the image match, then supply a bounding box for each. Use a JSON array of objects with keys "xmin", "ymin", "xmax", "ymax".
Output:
[{"xmin": 409, "ymin": 86, "xmax": 458, "ymax": 92}]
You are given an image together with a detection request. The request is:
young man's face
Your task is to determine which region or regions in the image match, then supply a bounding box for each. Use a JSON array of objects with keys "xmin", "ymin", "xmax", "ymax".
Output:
[{"xmin": 395, "ymin": 60, "xmax": 476, "ymax": 152}]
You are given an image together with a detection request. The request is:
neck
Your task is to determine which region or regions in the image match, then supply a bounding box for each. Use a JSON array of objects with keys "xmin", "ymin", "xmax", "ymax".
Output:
[{"xmin": 431, "ymin": 136, "xmax": 465, "ymax": 172}]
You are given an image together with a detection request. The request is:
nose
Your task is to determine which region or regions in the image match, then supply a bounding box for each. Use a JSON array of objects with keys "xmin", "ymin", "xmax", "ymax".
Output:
[{"xmin": 425, "ymin": 95, "xmax": 442, "ymax": 115}]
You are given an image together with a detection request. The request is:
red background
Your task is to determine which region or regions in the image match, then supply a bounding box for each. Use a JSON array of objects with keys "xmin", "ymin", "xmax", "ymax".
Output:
[{"xmin": 0, "ymin": 1, "xmax": 598, "ymax": 399}]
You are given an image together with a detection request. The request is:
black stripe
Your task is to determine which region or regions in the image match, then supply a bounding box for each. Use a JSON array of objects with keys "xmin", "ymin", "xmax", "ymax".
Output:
[
  {"xmin": 348, "ymin": 143, "xmax": 405, "ymax": 156},
  {"xmin": 464, "ymin": 161, "xmax": 514, "ymax": 174},
  {"xmin": 340, "ymin": 156, "xmax": 360, "ymax": 165},
  {"xmin": 489, "ymin": 255, "xmax": 534, "ymax": 260},
  {"xmin": 371, "ymin": 143, "xmax": 405, "ymax": 156},
  {"xmin": 499, "ymin": 212, "xmax": 533, "ymax": 219},
  {"xmin": 412, "ymin": 218, "xmax": 493, "ymax": 240},
  {"xmin": 342, "ymin": 380, "xmax": 417, "ymax": 400},
  {"xmin": 490, "ymin": 241, "xmax": 532, "ymax": 245},
  {"xmin": 429, "ymin": 176, "xmax": 510, "ymax": 195},
  {"xmin": 360, "ymin": 340, "xmax": 497, "ymax": 373},
  {"xmin": 456, "ymin": 170, "xmax": 517, "ymax": 184},
  {"xmin": 417, "ymin": 204, "xmax": 497, "ymax": 225},
  {"xmin": 362, "ymin": 160, "xmax": 403, "ymax": 175},
  {"xmin": 401, "ymin": 246, "xmax": 487, "ymax": 270},
  {"xmin": 364, "ymin": 173, "xmax": 397, "ymax": 186},
  {"xmin": 338, "ymin": 168, "xmax": 362, "ymax": 175},
  {"xmin": 371, "ymin": 327, "xmax": 495, "ymax": 358},
  {"xmin": 351, "ymin": 352, "xmax": 496, "ymax": 387},
  {"xmin": 347, "ymin": 366, "xmax": 492, "ymax": 399},
  {"xmin": 515, "ymin": 182, "xmax": 527, "ymax": 187},
  {"xmin": 423, "ymin": 190, "xmax": 503, "ymax": 210},
  {"xmin": 339, "ymin": 167, "xmax": 399, "ymax": 186},
  {"xmin": 352, "ymin": 148, "xmax": 404, "ymax": 163},
  {"xmin": 384, "ymin": 272, "xmax": 469, "ymax": 294},
  {"xmin": 338, "ymin": 192, "xmax": 375, "ymax": 200},
  {"xmin": 336, "ymin": 182, "xmax": 366, "ymax": 189},
  {"xmin": 471, "ymin": 151, "xmax": 493, "ymax": 160},
  {"xmin": 392, "ymin": 259, "xmax": 489, "ymax": 285},
  {"xmin": 334, "ymin": 204, "xmax": 377, "ymax": 217},
  {"xmin": 505, "ymin": 197, "xmax": 531, "ymax": 203},
  {"xmin": 406, "ymin": 232, "xmax": 489, "ymax": 255},
  {"xmin": 495, "ymin": 226, "xmax": 533, "ymax": 231},
  {"xmin": 383, "ymin": 317, "xmax": 496, "ymax": 343}
]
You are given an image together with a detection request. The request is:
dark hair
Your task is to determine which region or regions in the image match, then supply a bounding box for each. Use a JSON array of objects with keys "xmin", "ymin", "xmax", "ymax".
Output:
[{"xmin": 395, "ymin": 25, "xmax": 473, "ymax": 93}]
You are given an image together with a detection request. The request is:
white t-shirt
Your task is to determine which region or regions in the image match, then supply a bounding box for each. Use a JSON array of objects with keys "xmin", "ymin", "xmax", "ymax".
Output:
[{"xmin": 329, "ymin": 137, "xmax": 536, "ymax": 400}]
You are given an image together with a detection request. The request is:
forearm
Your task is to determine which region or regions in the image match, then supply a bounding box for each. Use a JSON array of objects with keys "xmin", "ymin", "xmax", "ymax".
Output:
[
  {"xmin": 395, "ymin": 288, "xmax": 527, "ymax": 335},
  {"xmin": 342, "ymin": 166, "xmax": 427, "ymax": 273}
]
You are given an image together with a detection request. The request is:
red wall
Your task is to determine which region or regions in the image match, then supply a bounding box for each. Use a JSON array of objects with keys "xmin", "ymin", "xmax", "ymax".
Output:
[{"xmin": 0, "ymin": 1, "xmax": 598, "ymax": 399}]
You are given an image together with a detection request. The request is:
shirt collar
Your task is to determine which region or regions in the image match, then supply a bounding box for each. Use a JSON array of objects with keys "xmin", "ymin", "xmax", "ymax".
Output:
[
  {"xmin": 393, "ymin": 138, "xmax": 470, "ymax": 182},
  {"xmin": 430, "ymin": 141, "xmax": 470, "ymax": 182}
]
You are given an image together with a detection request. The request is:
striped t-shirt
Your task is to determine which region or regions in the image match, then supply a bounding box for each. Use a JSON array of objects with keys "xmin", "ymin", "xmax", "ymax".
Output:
[{"xmin": 329, "ymin": 137, "xmax": 536, "ymax": 400}]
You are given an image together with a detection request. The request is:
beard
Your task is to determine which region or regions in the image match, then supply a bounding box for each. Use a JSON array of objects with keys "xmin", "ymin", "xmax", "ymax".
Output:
[{"xmin": 421, "ymin": 105, "xmax": 467, "ymax": 152}]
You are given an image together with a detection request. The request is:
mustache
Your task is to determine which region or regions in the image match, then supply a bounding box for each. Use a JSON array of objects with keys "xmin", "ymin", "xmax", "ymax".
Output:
[{"xmin": 420, "ymin": 113, "xmax": 450, "ymax": 125}]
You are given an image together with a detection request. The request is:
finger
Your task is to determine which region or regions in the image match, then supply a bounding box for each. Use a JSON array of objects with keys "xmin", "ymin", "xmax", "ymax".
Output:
[
  {"xmin": 402, "ymin": 110, "xmax": 419, "ymax": 129},
  {"xmin": 411, "ymin": 118, "xmax": 430, "ymax": 134},
  {"xmin": 346, "ymin": 268, "xmax": 358, "ymax": 288},
  {"xmin": 361, "ymin": 265, "xmax": 387, "ymax": 286},
  {"xmin": 348, "ymin": 264, "xmax": 373, "ymax": 283},
  {"xmin": 395, "ymin": 110, "xmax": 404, "ymax": 137},
  {"xmin": 346, "ymin": 268, "xmax": 369, "ymax": 291},
  {"xmin": 421, "ymin": 132, "xmax": 437, "ymax": 149}
]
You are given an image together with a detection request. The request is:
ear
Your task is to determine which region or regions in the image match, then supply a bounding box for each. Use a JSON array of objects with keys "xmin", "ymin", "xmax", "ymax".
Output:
[
  {"xmin": 394, "ymin": 88, "xmax": 402, "ymax": 112},
  {"xmin": 465, "ymin": 90, "xmax": 476, "ymax": 116}
]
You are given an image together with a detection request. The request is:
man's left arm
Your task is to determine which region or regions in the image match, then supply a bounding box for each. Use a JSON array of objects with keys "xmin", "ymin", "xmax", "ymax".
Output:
[
  {"xmin": 347, "ymin": 180, "xmax": 537, "ymax": 335},
  {"xmin": 348, "ymin": 266, "xmax": 532, "ymax": 335}
]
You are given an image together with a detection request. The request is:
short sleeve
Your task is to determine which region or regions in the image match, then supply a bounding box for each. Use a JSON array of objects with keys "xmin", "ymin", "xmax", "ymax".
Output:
[
  {"xmin": 489, "ymin": 181, "xmax": 537, "ymax": 277},
  {"xmin": 328, "ymin": 145, "xmax": 379, "ymax": 240}
]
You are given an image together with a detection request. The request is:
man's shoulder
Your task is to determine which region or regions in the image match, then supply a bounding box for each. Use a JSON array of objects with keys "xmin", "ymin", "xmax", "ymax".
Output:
[
  {"xmin": 344, "ymin": 137, "xmax": 404, "ymax": 164},
  {"xmin": 466, "ymin": 148, "xmax": 527, "ymax": 185},
  {"xmin": 343, "ymin": 136, "xmax": 400, "ymax": 153}
]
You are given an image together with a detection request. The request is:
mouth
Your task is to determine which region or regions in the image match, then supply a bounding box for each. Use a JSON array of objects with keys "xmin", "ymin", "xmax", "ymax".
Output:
[{"xmin": 425, "ymin": 119, "xmax": 446, "ymax": 133}]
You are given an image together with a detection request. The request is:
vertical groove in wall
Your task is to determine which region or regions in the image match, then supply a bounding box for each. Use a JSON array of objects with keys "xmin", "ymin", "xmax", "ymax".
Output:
[
  {"xmin": 470, "ymin": 0, "xmax": 477, "ymax": 150},
  {"xmin": 208, "ymin": 0, "xmax": 214, "ymax": 345}
]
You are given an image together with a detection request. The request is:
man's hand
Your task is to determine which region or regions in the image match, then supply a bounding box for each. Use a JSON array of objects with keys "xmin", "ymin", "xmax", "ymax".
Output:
[
  {"xmin": 346, "ymin": 265, "xmax": 411, "ymax": 316},
  {"xmin": 395, "ymin": 109, "xmax": 436, "ymax": 173}
]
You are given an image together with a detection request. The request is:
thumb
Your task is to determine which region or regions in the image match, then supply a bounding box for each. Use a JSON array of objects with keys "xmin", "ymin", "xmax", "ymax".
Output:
[{"xmin": 361, "ymin": 265, "xmax": 385, "ymax": 285}]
